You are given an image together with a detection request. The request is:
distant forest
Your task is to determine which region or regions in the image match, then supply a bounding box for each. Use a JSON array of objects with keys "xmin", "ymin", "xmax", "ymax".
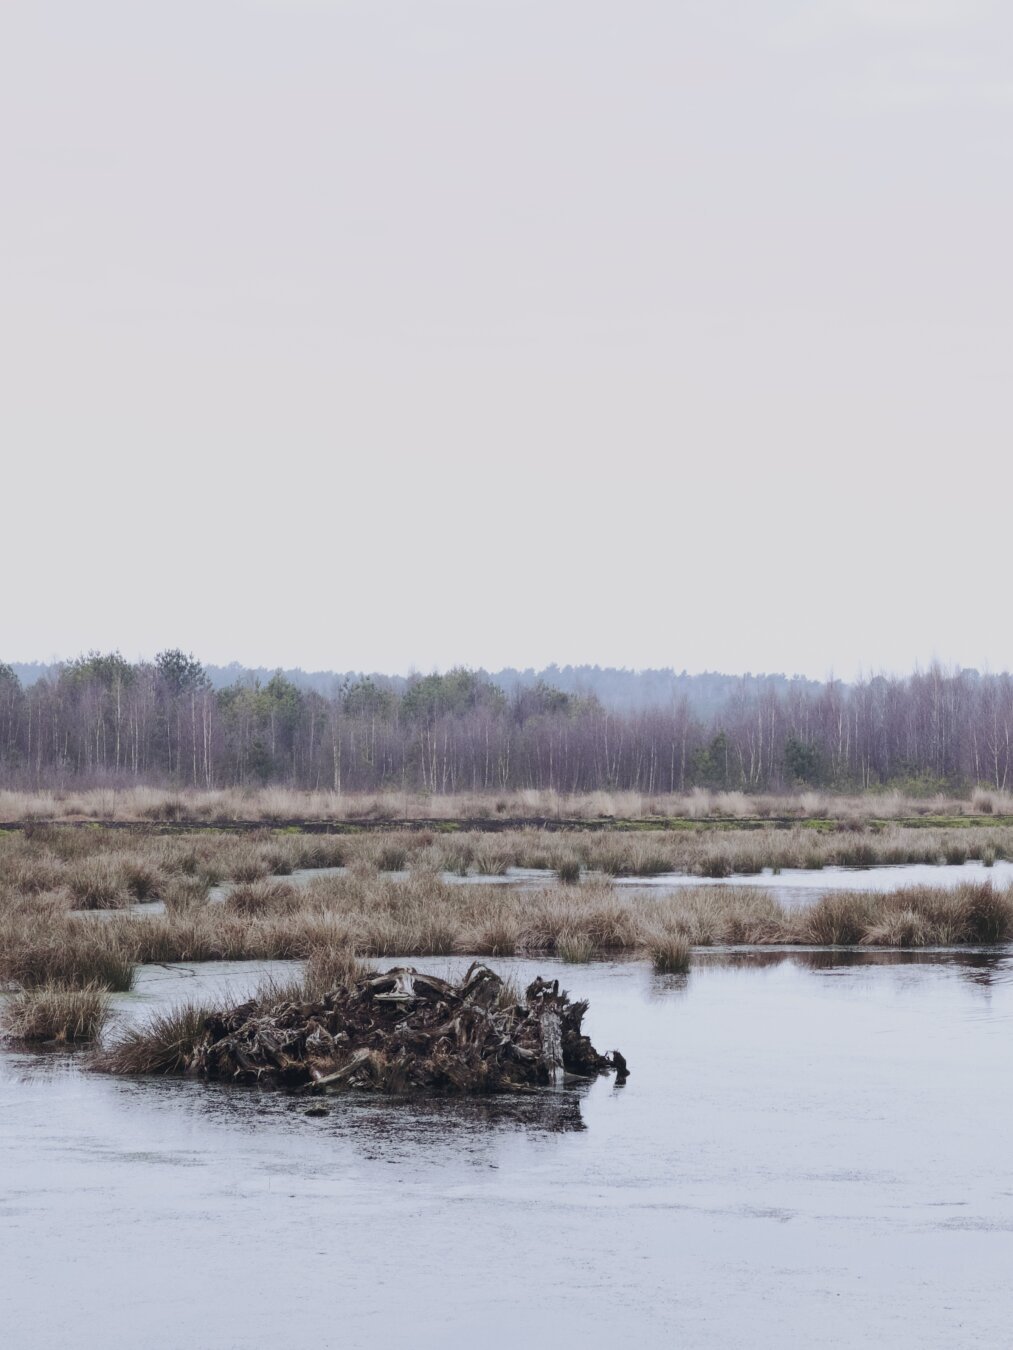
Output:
[
  {"xmin": 2, "ymin": 654, "xmax": 1012, "ymax": 794},
  {"xmin": 8, "ymin": 661, "xmax": 822, "ymax": 718}
]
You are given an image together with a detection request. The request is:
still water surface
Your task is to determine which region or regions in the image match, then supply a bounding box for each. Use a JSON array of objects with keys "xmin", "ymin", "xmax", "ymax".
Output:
[
  {"xmin": 616, "ymin": 857, "xmax": 1013, "ymax": 907},
  {"xmin": 3, "ymin": 950, "xmax": 1013, "ymax": 1348}
]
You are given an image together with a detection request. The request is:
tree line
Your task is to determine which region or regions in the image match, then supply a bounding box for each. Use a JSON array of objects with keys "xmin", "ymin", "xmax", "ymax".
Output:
[
  {"xmin": 2, "ymin": 653, "xmax": 1013, "ymax": 795},
  {"xmin": 6, "ymin": 659, "xmax": 825, "ymax": 717}
]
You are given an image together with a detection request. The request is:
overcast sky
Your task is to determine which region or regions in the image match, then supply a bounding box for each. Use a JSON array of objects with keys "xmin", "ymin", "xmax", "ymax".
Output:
[{"xmin": 2, "ymin": 1, "xmax": 1010, "ymax": 680}]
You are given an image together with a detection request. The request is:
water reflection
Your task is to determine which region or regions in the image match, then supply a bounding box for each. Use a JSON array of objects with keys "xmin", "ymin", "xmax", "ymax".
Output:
[
  {"xmin": 693, "ymin": 945, "xmax": 1013, "ymax": 993},
  {"xmin": 646, "ymin": 970, "xmax": 691, "ymax": 1002},
  {"xmin": 102, "ymin": 1071, "xmax": 591, "ymax": 1144}
]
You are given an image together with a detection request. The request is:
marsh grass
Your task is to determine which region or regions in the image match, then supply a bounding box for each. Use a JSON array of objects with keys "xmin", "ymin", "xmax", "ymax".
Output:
[
  {"xmin": 555, "ymin": 858, "xmax": 581, "ymax": 884},
  {"xmin": 0, "ymin": 916, "xmax": 137, "ymax": 990},
  {"xmin": 100, "ymin": 1002, "xmax": 214, "ymax": 1075},
  {"xmin": 229, "ymin": 857, "xmax": 272, "ymax": 884},
  {"xmin": 115, "ymin": 871, "xmax": 1013, "ymax": 969},
  {"xmin": 471, "ymin": 917, "xmax": 519, "ymax": 957},
  {"xmin": 3, "ymin": 825, "xmax": 1013, "ymax": 1001},
  {"xmin": 161, "ymin": 876, "xmax": 211, "ymax": 916},
  {"xmin": 6, "ymin": 819, "xmax": 1013, "ymax": 901},
  {"xmin": 556, "ymin": 931, "xmax": 597, "ymax": 963},
  {"xmin": 2, "ymin": 981, "xmax": 110, "ymax": 1042},
  {"xmin": 292, "ymin": 836, "xmax": 347, "ymax": 870},
  {"xmin": 6, "ymin": 784, "xmax": 1013, "ymax": 828},
  {"xmin": 474, "ymin": 843, "xmax": 511, "ymax": 876},
  {"xmin": 302, "ymin": 946, "xmax": 375, "ymax": 999},
  {"xmin": 65, "ymin": 859, "xmax": 131, "ymax": 910},
  {"xmin": 224, "ymin": 880, "xmax": 302, "ymax": 916},
  {"xmin": 119, "ymin": 858, "xmax": 164, "ymax": 901},
  {"xmin": 648, "ymin": 932, "xmax": 692, "ymax": 973},
  {"xmin": 797, "ymin": 894, "xmax": 880, "ymax": 946},
  {"xmin": 376, "ymin": 844, "xmax": 409, "ymax": 872}
]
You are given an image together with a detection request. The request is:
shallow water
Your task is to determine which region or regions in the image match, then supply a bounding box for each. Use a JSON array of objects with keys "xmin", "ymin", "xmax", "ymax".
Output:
[
  {"xmin": 616, "ymin": 857, "xmax": 1013, "ymax": 907},
  {"xmin": 4, "ymin": 950, "xmax": 1013, "ymax": 1347}
]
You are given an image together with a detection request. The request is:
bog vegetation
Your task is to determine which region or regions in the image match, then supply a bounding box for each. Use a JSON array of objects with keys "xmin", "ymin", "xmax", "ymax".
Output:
[
  {"xmin": 3, "ymin": 823, "xmax": 1013, "ymax": 1045},
  {"xmin": 4, "ymin": 784, "xmax": 1013, "ymax": 829}
]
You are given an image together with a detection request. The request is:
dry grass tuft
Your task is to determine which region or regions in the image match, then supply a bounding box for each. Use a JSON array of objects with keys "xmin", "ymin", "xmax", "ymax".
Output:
[
  {"xmin": 161, "ymin": 876, "xmax": 211, "ymax": 916},
  {"xmin": 302, "ymin": 947, "xmax": 375, "ymax": 1000},
  {"xmin": 224, "ymin": 880, "xmax": 301, "ymax": 916},
  {"xmin": 100, "ymin": 1002, "xmax": 215, "ymax": 1075},
  {"xmin": 648, "ymin": 931, "xmax": 692, "ymax": 973},
  {"xmin": 0, "ymin": 916, "xmax": 137, "ymax": 990},
  {"xmin": 556, "ymin": 857, "xmax": 581, "ymax": 884},
  {"xmin": 2, "ymin": 981, "xmax": 110, "ymax": 1042},
  {"xmin": 556, "ymin": 931, "xmax": 596, "ymax": 963},
  {"xmin": 797, "ymin": 893, "xmax": 880, "ymax": 946},
  {"xmin": 65, "ymin": 859, "xmax": 131, "ymax": 910},
  {"xmin": 120, "ymin": 858, "xmax": 164, "ymax": 901}
]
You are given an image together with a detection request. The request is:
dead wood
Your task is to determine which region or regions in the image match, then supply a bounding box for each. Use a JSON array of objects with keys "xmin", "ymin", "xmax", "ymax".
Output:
[{"xmin": 118, "ymin": 962, "xmax": 624, "ymax": 1095}]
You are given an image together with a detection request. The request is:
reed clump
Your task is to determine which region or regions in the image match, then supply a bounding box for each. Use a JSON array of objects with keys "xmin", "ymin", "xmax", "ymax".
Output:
[
  {"xmin": 161, "ymin": 876, "xmax": 211, "ymax": 916},
  {"xmin": 224, "ymin": 880, "xmax": 301, "ymax": 916},
  {"xmin": 301, "ymin": 946, "xmax": 375, "ymax": 1000},
  {"xmin": 1, "ymin": 981, "xmax": 110, "ymax": 1043},
  {"xmin": 648, "ymin": 931, "xmax": 692, "ymax": 974},
  {"xmin": 556, "ymin": 931, "xmax": 597, "ymax": 963},
  {"xmin": 0, "ymin": 915, "xmax": 137, "ymax": 990},
  {"xmin": 101, "ymin": 1002, "xmax": 216, "ymax": 1075},
  {"xmin": 65, "ymin": 859, "xmax": 132, "ymax": 910}
]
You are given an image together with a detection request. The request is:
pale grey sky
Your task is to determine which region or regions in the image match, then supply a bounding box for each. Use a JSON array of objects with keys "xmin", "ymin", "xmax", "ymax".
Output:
[{"xmin": 2, "ymin": 1, "xmax": 1010, "ymax": 679}]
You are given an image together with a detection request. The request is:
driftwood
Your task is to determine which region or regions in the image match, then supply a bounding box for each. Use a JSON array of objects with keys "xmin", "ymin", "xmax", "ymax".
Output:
[{"xmin": 186, "ymin": 963, "xmax": 624, "ymax": 1094}]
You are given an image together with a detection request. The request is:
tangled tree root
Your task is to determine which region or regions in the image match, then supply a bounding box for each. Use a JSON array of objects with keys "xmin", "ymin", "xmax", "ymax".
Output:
[{"xmin": 105, "ymin": 963, "xmax": 627, "ymax": 1094}]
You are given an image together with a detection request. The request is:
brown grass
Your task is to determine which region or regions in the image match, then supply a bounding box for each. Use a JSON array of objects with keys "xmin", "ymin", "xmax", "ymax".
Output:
[
  {"xmin": 2, "ymin": 826, "xmax": 1012, "ymax": 1004},
  {"xmin": 65, "ymin": 858, "xmax": 132, "ymax": 910},
  {"xmin": 648, "ymin": 931, "xmax": 692, "ymax": 973},
  {"xmin": 556, "ymin": 931, "xmax": 597, "ymax": 963},
  {"xmin": 223, "ymin": 880, "xmax": 301, "ymax": 916},
  {"xmin": 2, "ymin": 785, "xmax": 1011, "ymax": 827},
  {"xmin": 301, "ymin": 947, "xmax": 375, "ymax": 999},
  {"xmin": 6, "ymin": 815, "xmax": 1013, "ymax": 894},
  {"xmin": 100, "ymin": 1002, "xmax": 214, "ymax": 1074},
  {"xmin": 0, "ymin": 914, "xmax": 137, "ymax": 990},
  {"xmin": 2, "ymin": 981, "xmax": 110, "ymax": 1042}
]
